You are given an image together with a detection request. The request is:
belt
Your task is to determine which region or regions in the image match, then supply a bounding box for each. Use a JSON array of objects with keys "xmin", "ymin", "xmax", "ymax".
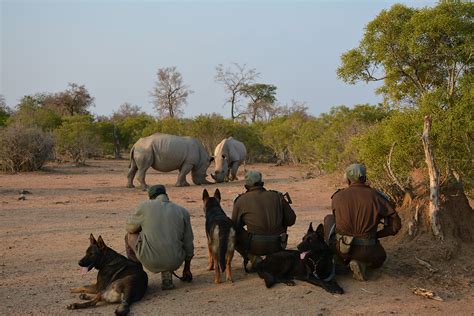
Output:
[
  {"xmin": 250, "ymin": 234, "xmax": 282, "ymax": 242},
  {"xmin": 352, "ymin": 237, "xmax": 376, "ymax": 246}
]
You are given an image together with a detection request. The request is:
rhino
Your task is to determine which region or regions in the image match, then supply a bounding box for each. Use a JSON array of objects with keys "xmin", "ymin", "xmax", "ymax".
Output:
[
  {"xmin": 211, "ymin": 137, "xmax": 247, "ymax": 183},
  {"xmin": 127, "ymin": 133, "xmax": 213, "ymax": 189}
]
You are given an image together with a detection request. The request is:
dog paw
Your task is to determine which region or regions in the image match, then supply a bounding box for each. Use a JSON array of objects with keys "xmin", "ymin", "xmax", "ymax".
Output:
[
  {"xmin": 79, "ymin": 293, "xmax": 88, "ymax": 300},
  {"xmin": 66, "ymin": 303, "xmax": 77, "ymax": 310},
  {"xmin": 285, "ymin": 280, "xmax": 296, "ymax": 286}
]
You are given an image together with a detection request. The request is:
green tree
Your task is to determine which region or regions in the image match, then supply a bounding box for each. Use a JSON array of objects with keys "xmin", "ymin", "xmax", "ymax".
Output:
[
  {"xmin": 10, "ymin": 95, "xmax": 62, "ymax": 131},
  {"xmin": 54, "ymin": 115, "xmax": 101, "ymax": 165},
  {"xmin": 215, "ymin": 63, "xmax": 259, "ymax": 120},
  {"xmin": 0, "ymin": 95, "xmax": 11, "ymax": 126},
  {"xmin": 241, "ymin": 83, "xmax": 277, "ymax": 122},
  {"xmin": 44, "ymin": 83, "xmax": 94, "ymax": 116},
  {"xmin": 337, "ymin": 1, "xmax": 473, "ymax": 186}
]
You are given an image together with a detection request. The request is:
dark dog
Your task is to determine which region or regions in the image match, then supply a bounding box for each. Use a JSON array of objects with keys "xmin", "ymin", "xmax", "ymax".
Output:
[
  {"xmin": 256, "ymin": 223, "xmax": 343, "ymax": 294},
  {"xmin": 67, "ymin": 234, "xmax": 148, "ymax": 315},
  {"xmin": 202, "ymin": 188, "xmax": 236, "ymax": 283}
]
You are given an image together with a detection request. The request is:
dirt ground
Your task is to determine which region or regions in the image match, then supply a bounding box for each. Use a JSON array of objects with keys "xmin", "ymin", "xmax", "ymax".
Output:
[{"xmin": 1, "ymin": 159, "xmax": 473, "ymax": 315}]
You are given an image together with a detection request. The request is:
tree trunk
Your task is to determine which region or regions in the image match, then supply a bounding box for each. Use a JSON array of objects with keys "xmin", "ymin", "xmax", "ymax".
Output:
[
  {"xmin": 113, "ymin": 124, "xmax": 121, "ymax": 160},
  {"xmin": 421, "ymin": 115, "xmax": 443, "ymax": 239}
]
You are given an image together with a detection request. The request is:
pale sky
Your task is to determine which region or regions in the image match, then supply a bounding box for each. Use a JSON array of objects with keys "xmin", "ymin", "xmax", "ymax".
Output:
[{"xmin": 1, "ymin": 0, "xmax": 436, "ymax": 118}]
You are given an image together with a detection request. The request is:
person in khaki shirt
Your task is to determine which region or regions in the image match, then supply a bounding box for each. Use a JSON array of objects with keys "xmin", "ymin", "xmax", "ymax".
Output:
[
  {"xmin": 125, "ymin": 184, "xmax": 194, "ymax": 290},
  {"xmin": 324, "ymin": 163, "xmax": 401, "ymax": 281},
  {"xmin": 232, "ymin": 171, "xmax": 296, "ymax": 271}
]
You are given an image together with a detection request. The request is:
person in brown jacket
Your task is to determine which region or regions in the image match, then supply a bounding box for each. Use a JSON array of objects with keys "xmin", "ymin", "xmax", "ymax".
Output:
[
  {"xmin": 232, "ymin": 171, "xmax": 296, "ymax": 272},
  {"xmin": 324, "ymin": 163, "xmax": 401, "ymax": 281}
]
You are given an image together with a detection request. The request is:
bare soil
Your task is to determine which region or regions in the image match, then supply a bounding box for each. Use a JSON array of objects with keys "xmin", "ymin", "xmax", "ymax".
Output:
[{"xmin": 1, "ymin": 160, "xmax": 473, "ymax": 315}]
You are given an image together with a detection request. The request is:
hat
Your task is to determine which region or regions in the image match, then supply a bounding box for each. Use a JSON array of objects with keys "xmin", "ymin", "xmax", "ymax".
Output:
[
  {"xmin": 148, "ymin": 184, "xmax": 166, "ymax": 198},
  {"xmin": 345, "ymin": 163, "xmax": 366, "ymax": 183},
  {"xmin": 245, "ymin": 171, "xmax": 262, "ymax": 187}
]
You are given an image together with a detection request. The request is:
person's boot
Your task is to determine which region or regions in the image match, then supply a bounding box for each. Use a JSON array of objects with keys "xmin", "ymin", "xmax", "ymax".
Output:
[
  {"xmin": 349, "ymin": 260, "xmax": 367, "ymax": 281},
  {"xmin": 161, "ymin": 271, "xmax": 175, "ymax": 290}
]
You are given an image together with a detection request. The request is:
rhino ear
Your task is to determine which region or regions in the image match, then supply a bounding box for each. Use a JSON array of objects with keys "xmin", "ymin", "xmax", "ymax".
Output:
[
  {"xmin": 214, "ymin": 188, "xmax": 221, "ymax": 202},
  {"xmin": 202, "ymin": 189, "xmax": 210, "ymax": 201},
  {"xmin": 209, "ymin": 157, "xmax": 215, "ymax": 162}
]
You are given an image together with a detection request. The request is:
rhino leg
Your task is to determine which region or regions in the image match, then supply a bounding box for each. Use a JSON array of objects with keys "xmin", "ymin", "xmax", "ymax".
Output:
[
  {"xmin": 230, "ymin": 162, "xmax": 240, "ymax": 181},
  {"xmin": 137, "ymin": 168, "xmax": 149, "ymax": 191},
  {"xmin": 176, "ymin": 163, "xmax": 192, "ymax": 187},
  {"xmin": 127, "ymin": 161, "xmax": 138, "ymax": 188}
]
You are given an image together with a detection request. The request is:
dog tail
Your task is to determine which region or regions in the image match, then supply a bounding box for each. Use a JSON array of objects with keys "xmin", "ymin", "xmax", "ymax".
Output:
[{"xmin": 218, "ymin": 223, "xmax": 231, "ymax": 273}]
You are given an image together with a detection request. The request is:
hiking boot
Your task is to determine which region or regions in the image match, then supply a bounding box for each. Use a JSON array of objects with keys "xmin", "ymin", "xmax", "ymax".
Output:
[
  {"xmin": 349, "ymin": 260, "xmax": 367, "ymax": 281},
  {"xmin": 161, "ymin": 271, "xmax": 175, "ymax": 290}
]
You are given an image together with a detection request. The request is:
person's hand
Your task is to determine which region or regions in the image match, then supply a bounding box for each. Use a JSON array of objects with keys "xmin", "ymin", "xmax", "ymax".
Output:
[{"xmin": 181, "ymin": 268, "xmax": 193, "ymax": 282}]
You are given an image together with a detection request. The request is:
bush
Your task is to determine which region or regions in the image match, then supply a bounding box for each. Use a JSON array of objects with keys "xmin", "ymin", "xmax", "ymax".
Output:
[
  {"xmin": 54, "ymin": 115, "xmax": 101, "ymax": 164},
  {"xmin": 0, "ymin": 124, "xmax": 54, "ymax": 172}
]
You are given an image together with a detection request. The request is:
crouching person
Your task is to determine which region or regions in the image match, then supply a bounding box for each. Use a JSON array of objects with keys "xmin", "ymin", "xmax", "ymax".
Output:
[
  {"xmin": 232, "ymin": 171, "xmax": 296, "ymax": 272},
  {"xmin": 125, "ymin": 184, "xmax": 194, "ymax": 290},
  {"xmin": 324, "ymin": 163, "xmax": 401, "ymax": 281}
]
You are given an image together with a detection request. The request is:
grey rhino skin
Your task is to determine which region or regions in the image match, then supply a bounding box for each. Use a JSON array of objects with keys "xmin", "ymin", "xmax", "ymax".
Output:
[
  {"xmin": 211, "ymin": 137, "xmax": 247, "ymax": 183},
  {"xmin": 127, "ymin": 133, "xmax": 212, "ymax": 189}
]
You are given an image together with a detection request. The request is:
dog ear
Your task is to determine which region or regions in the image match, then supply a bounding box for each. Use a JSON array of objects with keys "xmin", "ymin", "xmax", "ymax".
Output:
[
  {"xmin": 214, "ymin": 188, "xmax": 221, "ymax": 202},
  {"xmin": 202, "ymin": 189, "xmax": 210, "ymax": 201},
  {"xmin": 307, "ymin": 222, "xmax": 314, "ymax": 233},
  {"xmin": 316, "ymin": 223, "xmax": 324, "ymax": 239},
  {"xmin": 89, "ymin": 233, "xmax": 97, "ymax": 245},
  {"xmin": 97, "ymin": 235, "xmax": 106, "ymax": 249}
]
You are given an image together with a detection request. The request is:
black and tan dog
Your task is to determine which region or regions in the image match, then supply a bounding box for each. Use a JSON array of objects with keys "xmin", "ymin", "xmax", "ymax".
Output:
[
  {"xmin": 67, "ymin": 234, "xmax": 148, "ymax": 315},
  {"xmin": 256, "ymin": 223, "xmax": 343, "ymax": 294},
  {"xmin": 202, "ymin": 188, "xmax": 236, "ymax": 283}
]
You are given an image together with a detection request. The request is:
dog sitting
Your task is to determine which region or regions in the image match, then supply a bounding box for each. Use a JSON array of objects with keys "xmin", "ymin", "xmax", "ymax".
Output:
[
  {"xmin": 202, "ymin": 188, "xmax": 236, "ymax": 283},
  {"xmin": 67, "ymin": 234, "xmax": 148, "ymax": 315},
  {"xmin": 256, "ymin": 223, "xmax": 343, "ymax": 294}
]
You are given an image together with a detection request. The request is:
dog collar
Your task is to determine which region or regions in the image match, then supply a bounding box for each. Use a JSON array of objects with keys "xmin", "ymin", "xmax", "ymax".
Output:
[{"xmin": 308, "ymin": 256, "xmax": 335, "ymax": 282}]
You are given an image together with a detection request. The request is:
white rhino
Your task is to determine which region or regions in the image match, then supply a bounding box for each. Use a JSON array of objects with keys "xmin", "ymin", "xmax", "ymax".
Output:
[
  {"xmin": 211, "ymin": 137, "xmax": 247, "ymax": 183},
  {"xmin": 127, "ymin": 133, "xmax": 213, "ymax": 189}
]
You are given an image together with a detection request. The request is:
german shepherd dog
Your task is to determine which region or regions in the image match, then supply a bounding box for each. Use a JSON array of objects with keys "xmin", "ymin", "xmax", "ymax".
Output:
[
  {"xmin": 256, "ymin": 223, "xmax": 343, "ymax": 294},
  {"xmin": 202, "ymin": 188, "xmax": 236, "ymax": 283},
  {"xmin": 67, "ymin": 234, "xmax": 148, "ymax": 315}
]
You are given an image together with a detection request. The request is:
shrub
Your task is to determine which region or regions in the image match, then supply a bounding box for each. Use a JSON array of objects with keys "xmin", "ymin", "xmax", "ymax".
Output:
[
  {"xmin": 0, "ymin": 124, "xmax": 54, "ymax": 172},
  {"xmin": 54, "ymin": 115, "xmax": 101, "ymax": 164}
]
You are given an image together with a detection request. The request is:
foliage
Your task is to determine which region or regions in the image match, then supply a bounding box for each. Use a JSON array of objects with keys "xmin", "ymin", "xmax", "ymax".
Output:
[
  {"xmin": 115, "ymin": 114, "xmax": 154, "ymax": 151},
  {"xmin": 142, "ymin": 117, "xmax": 190, "ymax": 138},
  {"xmin": 150, "ymin": 66, "xmax": 193, "ymax": 118},
  {"xmin": 43, "ymin": 83, "xmax": 94, "ymax": 116},
  {"xmin": 53, "ymin": 115, "xmax": 101, "ymax": 165},
  {"xmin": 215, "ymin": 63, "xmax": 259, "ymax": 120},
  {"xmin": 0, "ymin": 95, "xmax": 11, "ymax": 127},
  {"xmin": 0, "ymin": 123, "xmax": 54, "ymax": 172},
  {"xmin": 337, "ymin": 1, "xmax": 473, "ymax": 194},
  {"xmin": 188, "ymin": 114, "xmax": 234, "ymax": 154},
  {"xmin": 240, "ymin": 83, "xmax": 278, "ymax": 122},
  {"xmin": 9, "ymin": 95, "xmax": 63, "ymax": 131}
]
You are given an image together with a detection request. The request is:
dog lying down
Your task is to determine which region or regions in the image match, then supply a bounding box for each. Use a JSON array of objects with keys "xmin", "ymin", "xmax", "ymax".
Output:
[
  {"xmin": 256, "ymin": 223, "xmax": 343, "ymax": 294},
  {"xmin": 67, "ymin": 234, "xmax": 148, "ymax": 315}
]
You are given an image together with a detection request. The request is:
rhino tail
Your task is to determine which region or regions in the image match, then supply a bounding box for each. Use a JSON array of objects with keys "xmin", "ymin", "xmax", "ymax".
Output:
[{"xmin": 129, "ymin": 146, "xmax": 135, "ymax": 168}]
